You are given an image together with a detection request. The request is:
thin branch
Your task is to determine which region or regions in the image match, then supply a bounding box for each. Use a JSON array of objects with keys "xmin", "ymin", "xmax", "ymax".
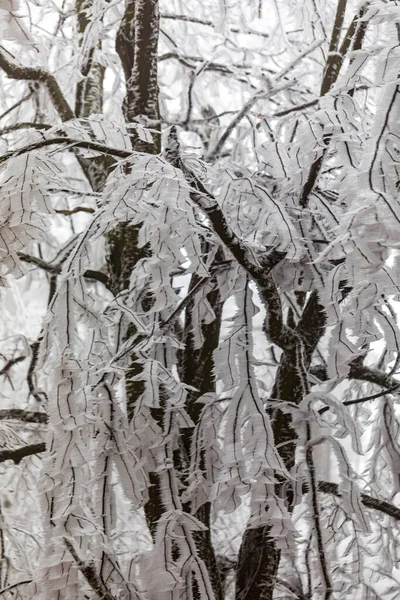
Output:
[
  {"xmin": 0, "ymin": 355, "xmax": 26, "ymax": 376},
  {"xmin": 276, "ymin": 578, "xmax": 310, "ymax": 600},
  {"xmin": 63, "ymin": 538, "xmax": 117, "ymax": 600},
  {"xmin": 318, "ymin": 480, "xmax": 400, "ymax": 522},
  {"xmin": 273, "ymin": 99, "xmax": 319, "ymax": 118},
  {"xmin": 0, "ymin": 92, "xmax": 33, "ymax": 121},
  {"xmin": 0, "ymin": 122, "xmax": 52, "ymax": 136},
  {"xmin": 319, "ymin": 384, "xmax": 400, "ymax": 415},
  {"xmin": 306, "ymin": 431, "xmax": 332, "ymax": 600},
  {"xmin": 18, "ymin": 253, "xmax": 109, "ymax": 287},
  {"xmin": 0, "ymin": 443, "xmax": 46, "ymax": 464},
  {"xmin": 0, "ymin": 580, "xmax": 33, "ymax": 596},
  {"xmin": 0, "ymin": 409, "xmax": 47, "ymax": 424},
  {"xmin": 165, "ymin": 127, "xmax": 295, "ymax": 351},
  {"xmin": 55, "ymin": 207, "xmax": 95, "ymax": 215},
  {"xmin": 207, "ymin": 81, "xmax": 292, "ymax": 160},
  {"xmin": 277, "ymin": 39, "xmax": 324, "ymax": 81},
  {"xmin": 160, "ymin": 12, "xmax": 270, "ymax": 38},
  {"xmin": 0, "ymin": 137, "xmax": 131, "ymax": 165}
]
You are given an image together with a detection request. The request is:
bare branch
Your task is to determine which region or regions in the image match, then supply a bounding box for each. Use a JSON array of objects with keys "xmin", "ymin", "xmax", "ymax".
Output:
[
  {"xmin": 0, "ymin": 122, "xmax": 51, "ymax": 136},
  {"xmin": 160, "ymin": 12, "xmax": 270, "ymax": 38},
  {"xmin": 207, "ymin": 81, "xmax": 292, "ymax": 161},
  {"xmin": 0, "ymin": 137, "xmax": 130, "ymax": 165},
  {"xmin": 0, "ymin": 580, "xmax": 33, "ymax": 596},
  {"xmin": 0, "ymin": 91, "xmax": 33, "ymax": 121},
  {"xmin": 319, "ymin": 384, "xmax": 400, "ymax": 415},
  {"xmin": 165, "ymin": 127, "xmax": 295, "ymax": 351},
  {"xmin": 0, "ymin": 410, "xmax": 47, "ymax": 424},
  {"xmin": 0, "ymin": 443, "xmax": 46, "ymax": 464},
  {"xmin": 18, "ymin": 252, "xmax": 110, "ymax": 288},
  {"xmin": 0, "ymin": 50, "xmax": 74, "ymax": 121},
  {"xmin": 318, "ymin": 481, "xmax": 400, "ymax": 522},
  {"xmin": 0, "ymin": 355, "xmax": 26, "ymax": 376},
  {"xmin": 55, "ymin": 207, "xmax": 95, "ymax": 215}
]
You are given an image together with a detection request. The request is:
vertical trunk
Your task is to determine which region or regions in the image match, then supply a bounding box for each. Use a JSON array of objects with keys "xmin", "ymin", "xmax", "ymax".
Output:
[
  {"xmin": 179, "ymin": 275, "xmax": 225, "ymax": 600},
  {"xmin": 236, "ymin": 293, "xmax": 326, "ymax": 600}
]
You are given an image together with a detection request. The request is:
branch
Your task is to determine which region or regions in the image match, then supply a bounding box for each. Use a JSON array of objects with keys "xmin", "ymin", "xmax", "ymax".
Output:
[
  {"xmin": 55, "ymin": 207, "xmax": 95, "ymax": 215},
  {"xmin": 275, "ymin": 578, "xmax": 310, "ymax": 600},
  {"xmin": 0, "ymin": 137, "xmax": 131, "ymax": 165},
  {"xmin": 63, "ymin": 538, "xmax": 117, "ymax": 600},
  {"xmin": 165, "ymin": 127, "xmax": 295, "ymax": 351},
  {"xmin": 0, "ymin": 50, "xmax": 74, "ymax": 121},
  {"xmin": 160, "ymin": 12, "xmax": 270, "ymax": 38},
  {"xmin": 0, "ymin": 91, "xmax": 33, "ymax": 121},
  {"xmin": 0, "ymin": 355, "xmax": 26, "ymax": 376},
  {"xmin": 273, "ymin": 99, "xmax": 319, "ymax": 118},
  {"xmin": 318, "ymin": 480, "xmax": 400, "ymax": 522},
  {"xmin": 18, "ymin": 253, "xmax": 110, "ymax": 288},
  {"xmin": 349, "ymin": 362, "xmax": 399, "ymax": 389},
  {"xmin": 0, "ymin": 580, "xmax": 33, "ymax": 596},
  {"xmin": 306, "ymin": 432, "xmax": 332, "ymax": 599},
  {"xmin": 319, "ymin": 384, "xmax": 400, "ymax": 415},
  {"xmin": 0, "ymin": 443, "xmax": 46, "ymax": 464},
  {"xmin": 0, "ymin": 122, "xmax": 52, "ymax": 136},
  {"xmin": 0, "ymin": 409, "xmax": 47, "ymax": 424},
  {"xmin": 207, "ymin": 81, "xmax": 292, "ymax": 161}
]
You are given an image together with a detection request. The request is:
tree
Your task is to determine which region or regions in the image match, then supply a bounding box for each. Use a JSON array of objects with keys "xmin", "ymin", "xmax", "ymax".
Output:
[{"xmin": 1, "ymin": 0, "xmax": 400, "ymax": 598}]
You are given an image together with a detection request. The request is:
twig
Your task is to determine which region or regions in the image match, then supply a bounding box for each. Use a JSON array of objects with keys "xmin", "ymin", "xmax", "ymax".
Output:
[{"xmin": 273, "ymin": 99, "xmax": 319, "ymax": 118}]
